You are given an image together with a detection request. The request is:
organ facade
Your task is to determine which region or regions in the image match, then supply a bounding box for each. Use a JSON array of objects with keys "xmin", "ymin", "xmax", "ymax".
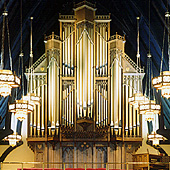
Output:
[{"xmin": 26, "ymin": 1, "xmax": 145, "ymax": 169}]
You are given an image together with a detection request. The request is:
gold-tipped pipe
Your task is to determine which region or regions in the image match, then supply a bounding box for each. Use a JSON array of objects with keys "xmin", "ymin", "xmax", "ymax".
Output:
[
  {"xmin": 65, "ymin": 27, "xmax": 68, "ymax": 76},
  {"xmin": 77, "ymin": 28, "xmax": 80, "ymax": 119},
  {"xmin": 91, "ymin": 29, "xmax": 93, "ymax": 118},
  {"xmin": 41, "ymin": 79, "xmax": 45, "ymax": 136},
  {"xmin": 71, "ymin": 27, "xmax": 74, "ymax": 76},
  {"xmin": 66, "ymin": 87, "xmax": 69, "ymax": 126},
  {"xmin": 63, "ymin": 31, "xmax": 65, "ymax": 76},
  {"xmin": 129, "ymin": 77, "xmax": 133, "ymax": 136},
  {"xmin": 33, "ymin": 75, "xmax": 37, "ymax": 136},
  {"xmin": 133, "ymin": 76, "xmax": 136, "ymax": 136},
  {"xmin": 114, "ymin": 52, "xmax": 119, "ymax": 135},
  {"xmin": 71, "ymin": 86, "xmax": 74, "ymax": 125},
  {"xmin": 98, "ymin": 85, "xmax": 101, "ymax": 126},
  {"xmin": 83, "ymin": 29, "xmax": 87, "ymax": 117},
  {"xmin": 37, "ymin": 76, "xmax": 40, "ymax": 136},
  {"xmin": 125, "ymin": 76, "xmax": 129, "ymax": 136},
  {"xmin": 96, "ymin": 27, "xmax": 99, "ymax": 76},
  {"xmin": 68, "ymin": 26, "xmax": 70, "ymax": 76},
  {"xmin": 100, "ymin": 26, "xmax": 103, "ymax": 76},
  {"xmin": 106, "ymin": 32, "xmax": 108, "ymax": 76},
  {"xmin": 103, "ymin": 27, "xmax": 105, "ymax": 76},
  {"xmin": 69, "ymin": 85, "xmax": 71, "ymax": 126},
  {"xmin": 80, "ymin": 28, "xmax": 83, "ymax": 117},
  {"xmin": 118, "ymin": 54, "xmax": 122, "ymax": 135}
]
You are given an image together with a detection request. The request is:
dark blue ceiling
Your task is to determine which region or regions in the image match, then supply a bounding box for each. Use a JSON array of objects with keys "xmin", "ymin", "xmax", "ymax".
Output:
[{"xmin": 0, "ymin": 0, "xmax": 170, "ymax": 129}]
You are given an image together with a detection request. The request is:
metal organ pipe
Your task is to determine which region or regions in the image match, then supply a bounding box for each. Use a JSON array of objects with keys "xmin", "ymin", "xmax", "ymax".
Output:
[
  {"xmin": 65, "ymin": 27, "xmax": 68, "ymax": 76},
  {"xmin": 96, "ymin": 85, "xmax": 98, "ymax": 126},
  {"xmin": 129, "ymin": 76, "xmax": 133, "ymax": 136},
  {"xmin": 68, "ymin": 26, "xmax": 70, "ymax": 76},
  {"xmin": 33, "ymin": 76, "xmax": 37, "ymax": 136},
  {"xmin": 114, "ymin": 52, "xmax": 119, "ymax": 135},
  {"xmin": 51, "ymin": 59, "xmax": 56, "ymax": 135},
  {"xmin": 133, "ymin": 76, "xmax": 137, "ymax": 136},
  {"xmin": 100, "ymin": 26, "xmax": 102, "ymax": 76},
  {"xmin": 125, "ymin": 76, "xmax": 129, "ymax": 136},
  {"xmin": 91, "ymin": 29, "xmax": 93, "ymax": 118},
  {"xmin": 80, "ymin": 28, "xmax": 83, "ymax": 118},
  {"xmin": 88, "ymin": 28, "xmax": 91, "ymax": 118},
  {"xmin": 99, "ymin": 85, "xmax": 101, "ymax": 126},
  {"xmin": 56, "ymin": 62, "xmax": 59, "ymax": 131},
  {"xmin": 71, "ymin": 85, "xmax": 74, "ymax": 125},
  {"xmin": 71, "ymin": 27, "xmax": 74, "ymax": 76},
  {"xmin": 48, "ymin": 59, "xmax": 51, "ymax": 135},
  {"xmin": 37, "ymin": 76, "xmax": 41, "ymax": 136},
  {"xmin": 83, "ymin": 29, "xmax": 87, "ymax": 117},
  {"xmin": 77, "ymin": 28, "xmax": 80, "ymax": 119},
  {"xmin": 69, "ymin": 85, "xmax": 71, "ymax": 125},
  {"xmin": 105, "ymin": 82, "xmax": 108, "ymax": 126},
  {"xmin": 96, "ymin": 27, "xmax": 99, "ymax": 76},
  {"xmin": 41, "ymin": 77, "xmax": 45, "ymax": 136},
  {"xmin": 66, "ymin": 86, "xmax": 69, "ymax": 126},
  {"xmin": 106, "ymin": 32, "xmax": 108, "ymax": 76},
  {"xmin": 103, "ymin": 27, "xmax": 105, "ymax": 76},
  {"xmin": 63, "ymin": 31, "xmax": 65, "ymax": 75},
  {"xmin": 111, "ymin": 55, "xmax": 114, "ymax": 131},
  {"xmin": 118, "ymin": 54, "xmax": 122, "ymax": 135}
]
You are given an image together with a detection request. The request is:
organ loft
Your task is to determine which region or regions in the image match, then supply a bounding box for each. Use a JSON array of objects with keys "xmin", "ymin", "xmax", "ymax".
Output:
[{"xmin": 26, "ymin": 1, "xmax": 145, "ymax": 168}]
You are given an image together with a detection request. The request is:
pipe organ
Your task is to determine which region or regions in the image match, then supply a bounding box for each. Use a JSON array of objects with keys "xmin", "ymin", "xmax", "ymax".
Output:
[{"xmin": 26, "ymin": 1, "xmax": 145, "ymax": 168}]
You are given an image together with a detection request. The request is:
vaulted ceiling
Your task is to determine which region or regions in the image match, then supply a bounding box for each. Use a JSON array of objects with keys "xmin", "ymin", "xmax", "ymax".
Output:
[{"xmin": 0, "ymin": 0, "xmax": 170, "ymax": 129}]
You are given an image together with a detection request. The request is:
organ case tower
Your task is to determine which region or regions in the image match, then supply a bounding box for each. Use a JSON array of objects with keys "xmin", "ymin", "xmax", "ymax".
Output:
[{"xmin": 26, "ymin": 1, "xmax": 145, "ymax": 168}]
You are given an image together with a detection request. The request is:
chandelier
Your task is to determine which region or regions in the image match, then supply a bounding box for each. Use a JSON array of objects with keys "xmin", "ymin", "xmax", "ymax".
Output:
[
  {"xmin": 23, "ymin": 93, "xmax": 40, "ymax": 105},
  {"xmin": 129, "ymin": 17, "xmax": 146, "ymax": 108},
  {"xmin": 148, "ymin": 131, "xmax": 166, "ymax": 146},
  {"xmin": 129, "ymin": 93, "xmax": 148, "ymax": 109},
  {"xmin": 139, "ymin": 55, "xmax": 161, "ymax": 118},
  {"xmin": 9, "ymin": 100, "xmax": 34, "ymax": 121},
  {"xmin": 139, "ymin": 100, "xmax": 161, "ymax": 115},
  {"xmin": 152, "ymin": 12, "xmax": 170, "ymax": 98},
  {"xmin": 0, "ymin": 11, "xmax": 20, "ymax": 97},
  {"xmin": 24, "ymin": 17, "xmax": 40, "ymax": 106},
  {"xmin": 4, "ymin": 133, "xmax": 22, "ymax": 147}
]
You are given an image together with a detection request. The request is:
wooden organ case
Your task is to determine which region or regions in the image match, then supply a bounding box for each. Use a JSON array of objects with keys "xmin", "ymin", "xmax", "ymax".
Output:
[{"xmin": 26, "ymin": 1, "xmax": 145, "ymax": 169}]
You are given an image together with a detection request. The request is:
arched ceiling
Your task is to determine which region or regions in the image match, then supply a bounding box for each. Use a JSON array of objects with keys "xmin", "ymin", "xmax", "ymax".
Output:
[{"xmin": 0, "ymin": 0, "xmax": 170, "ymax": 129}]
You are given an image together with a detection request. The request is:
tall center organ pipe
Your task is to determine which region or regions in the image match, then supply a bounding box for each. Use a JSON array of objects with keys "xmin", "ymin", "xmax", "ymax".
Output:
[{"xmin": 113, "ymin": 51, "xmax": 119, "ymax": 135}]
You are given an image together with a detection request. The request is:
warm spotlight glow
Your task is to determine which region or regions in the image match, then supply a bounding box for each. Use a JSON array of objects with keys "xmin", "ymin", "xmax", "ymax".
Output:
[
  {"xmin": 152, "ymin": 71, "xmax": 170, "ymax": 98},
  {"xmin": 0, "ymin": 70, "xmax": 20, "ymax": 97},
  {"xmin": 4, "ymin": 133, "xmax": 22, "ymax": 147}
]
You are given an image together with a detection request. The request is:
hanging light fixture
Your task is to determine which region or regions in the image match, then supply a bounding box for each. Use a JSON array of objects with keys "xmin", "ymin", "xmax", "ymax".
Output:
[
  {"xmin": 4, "ymin": 112, "xmax": 22, "ymax": 147},
  {"xmin": 148, "ymin": 131, "xmax": 166, "ymax": 146},
  {"xmin": 23, "ymin": 17, "xmax": 40, "ymax": 106},
  {"xmin": 8, "ymin": 0, "xmax": 33, "ymax": 121},
  {"xmin": 152, "ymin": 11, "xmax": 170, "ymax": 98},
  {"xmin": 9, "ymin": 99, "xmax": 34, "ymax": 121},
  {"xmin": 4, "ymin": 133, "xmax": 22, "ymax": 147},
  {"xmin": 0, "ymin": 10, "xmax": 20, "ymax": 97},
  {"xmin": 139, "ymin": 4, "xmax": 161, "ymax": 118},
  {"xmin": 129, "ymin": 17, "xmax": 147, "ymax": 108}
]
